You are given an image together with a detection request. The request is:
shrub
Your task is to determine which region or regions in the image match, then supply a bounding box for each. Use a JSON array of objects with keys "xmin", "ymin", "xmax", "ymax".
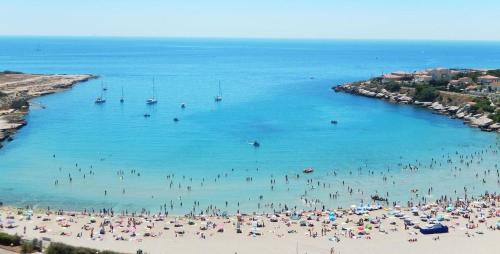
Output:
[
  {"xmin": 45, "ymin": 242, "xmax": 122, "ymax": 254},
  {"xmin": 0, "ymin": 232, "xmax": 21, "ymax": 246},
  {"xmin": 414, "ymin": 85, "xmax": 439, "ymax": 102},
  {"xmin": 470, "ymin": 97, "xmax": 495, "ymax": 113},
  {"xmin": 383, "ymin": 82, "xmax": 401, "ymax": 92},
  {"xmin": 486, "ymin": 69, "xmax": 500, "ymax": 77},
  {"xmin": 0, "ymin": 70, "xmax": 23, "ymax": 74},
  {"xmin": 21, "ymin": 238, "xmax": 42, "ymax": 253},
  {"xmin": 21, "ymin": 241, "xmax": 34, "ymax": 253},
  {"xmin": 490, "ymin": 110, "xmax": 500, "ymax": 123}
]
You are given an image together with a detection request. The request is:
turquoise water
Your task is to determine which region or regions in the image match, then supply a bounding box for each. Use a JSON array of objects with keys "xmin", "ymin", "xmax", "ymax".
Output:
[{"xmin": 0, "ymin": 37, "xmax": 499, "ymax": 213}]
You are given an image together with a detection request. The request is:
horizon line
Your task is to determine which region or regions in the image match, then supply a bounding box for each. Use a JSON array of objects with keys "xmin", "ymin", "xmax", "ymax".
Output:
[{"xmin": 1, "ymin": 34, "xmax": 500, "ymax": 43}]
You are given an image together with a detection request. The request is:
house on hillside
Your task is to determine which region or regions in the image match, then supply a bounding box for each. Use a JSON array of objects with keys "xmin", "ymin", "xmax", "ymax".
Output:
[
  {"xmin": 429, "ymin": 68, "xmax": 454, "ymax": 81},
  {"xmin": 477, "ymin": 75, "xmax": 500, "ymax": 92}
]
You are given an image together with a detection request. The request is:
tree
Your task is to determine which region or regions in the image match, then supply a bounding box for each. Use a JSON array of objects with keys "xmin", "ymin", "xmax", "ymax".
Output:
[{"xmin": 414, "ymin": 85, "xmax": 439, "ymax": 102}]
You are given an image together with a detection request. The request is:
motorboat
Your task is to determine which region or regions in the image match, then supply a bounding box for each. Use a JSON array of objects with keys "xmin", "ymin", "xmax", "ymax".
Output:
[{"xmin": 303, "ymin": 167, "xmax": 314, "ymax": 174}]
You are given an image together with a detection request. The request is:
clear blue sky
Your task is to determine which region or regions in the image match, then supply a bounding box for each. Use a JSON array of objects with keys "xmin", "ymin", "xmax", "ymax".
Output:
[{"xmin": 1, "ymin": 0, "xmax": 499, "ymax": 40}]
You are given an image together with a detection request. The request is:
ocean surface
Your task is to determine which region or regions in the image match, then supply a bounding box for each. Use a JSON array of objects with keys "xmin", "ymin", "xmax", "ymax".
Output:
[{"xmin": 0, "ymin": 37, "xmax": 499, "ymax": 213}]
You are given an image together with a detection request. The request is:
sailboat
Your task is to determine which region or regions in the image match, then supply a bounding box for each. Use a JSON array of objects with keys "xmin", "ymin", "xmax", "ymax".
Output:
[
  {"xmin": 95, "ymin": 82, "xmax": 106, "ymax": 104},
  {"xmin": 146, "ymin": 78, "xmax": 158, "ymax": 105},
  {"xmin": 214, "ymin": 81, "xmax": 222, "ymax": 102},
  {"xmin": 120, "ymin": 87, "xmax": 124, "ymax": 103}
]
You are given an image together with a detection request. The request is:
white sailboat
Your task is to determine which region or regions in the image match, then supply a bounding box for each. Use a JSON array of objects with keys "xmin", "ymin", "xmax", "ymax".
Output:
[
  {"xmin": 95, "ymin": 81, "xmax": 106, "ymax": 104},
  {"xmin": 214, "ymin": 80, "xmax": 222, "ymax": 102},
  {"xmin": 120, "ymin": 86, "xmax": 124, "ymax": 103},
  {"xmin": 146, "ymin": 78, "xmax": 158, "ymax": 105}
]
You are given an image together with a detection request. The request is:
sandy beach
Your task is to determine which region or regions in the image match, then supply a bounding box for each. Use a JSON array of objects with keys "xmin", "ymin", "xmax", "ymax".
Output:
[{"xmin": 1, "ymin": 195, "xmax": 499, "ymax": 254}]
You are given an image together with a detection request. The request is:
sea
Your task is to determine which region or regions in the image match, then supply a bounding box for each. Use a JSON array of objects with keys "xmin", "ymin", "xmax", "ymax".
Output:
[{"xmin": 0, "ymin": 37, "xmax": 499, "ymax": 213}]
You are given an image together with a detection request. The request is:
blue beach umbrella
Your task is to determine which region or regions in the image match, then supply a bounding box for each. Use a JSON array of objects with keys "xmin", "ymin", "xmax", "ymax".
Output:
[{"xmin": 329, "ymin": 212, "xmax": 336, "ymax": 221}]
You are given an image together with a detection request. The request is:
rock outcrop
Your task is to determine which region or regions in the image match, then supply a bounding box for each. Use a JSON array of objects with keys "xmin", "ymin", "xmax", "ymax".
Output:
[{"xmin": 0, "ymin": 73, "xmax": 96, "ymax": 148}]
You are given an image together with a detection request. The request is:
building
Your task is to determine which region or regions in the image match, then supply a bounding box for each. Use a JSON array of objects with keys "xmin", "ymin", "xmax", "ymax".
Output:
[
  {"xmin": 428, "ymin": 68, "xmax": 456, "ymax": 81},
  {"xmin": 477, "ymin": 75, "xmax": 500, "ymax": 92},
  {"xmin": 381, "ymin": 73, "xmax": 402, "ymax": 84},
  {"xmin": 449, "ymin": 77, "xmax": 473, "ymax": 87},
  {"xmin": 477, "ymin": 75, "xmax": 500, "ymax": 85},
  {"xmin": 414, "ymin": 74, "xmax": 432, "ymax": 83}
]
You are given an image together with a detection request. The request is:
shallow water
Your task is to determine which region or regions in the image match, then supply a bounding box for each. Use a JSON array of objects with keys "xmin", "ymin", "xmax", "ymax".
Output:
[{"xmin": 0, "ymin": 37, "xmax": 499, "ymax": 213}]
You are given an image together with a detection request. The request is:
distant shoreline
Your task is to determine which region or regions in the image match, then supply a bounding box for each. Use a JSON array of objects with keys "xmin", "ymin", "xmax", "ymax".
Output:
[
  {"xmin": 0, "ymin": 71, "xmax": 96, "ymax": 149},
  {"xmin": 334, "ymin": 67, "xmax": 500, "ymax": 133}
]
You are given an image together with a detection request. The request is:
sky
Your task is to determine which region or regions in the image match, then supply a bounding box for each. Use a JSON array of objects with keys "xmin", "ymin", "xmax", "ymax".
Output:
[{"xmin": 1, "ymin": 0, "xmax": 500, "ymax": 40}]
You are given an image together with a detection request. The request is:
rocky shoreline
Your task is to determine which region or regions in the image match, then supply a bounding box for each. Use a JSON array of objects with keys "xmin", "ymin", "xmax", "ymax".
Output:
[
  {"xmin": 0, "ymin": 72, "xmax": 97, "ymax": 148},
  {"xmin": 334, "ymin": 83, "xmax": 500, "ymax": 133}
]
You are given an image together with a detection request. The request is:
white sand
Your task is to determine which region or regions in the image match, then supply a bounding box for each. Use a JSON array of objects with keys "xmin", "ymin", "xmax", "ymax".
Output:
[{"xmin": 1, "ymin": 199, "xmax": 499, "ymax": 254}]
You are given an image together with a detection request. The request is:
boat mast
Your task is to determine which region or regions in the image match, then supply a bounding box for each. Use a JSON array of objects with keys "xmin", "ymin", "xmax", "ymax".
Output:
[
  {"xmin": 218, "ymin": 80, "xmax": 222, "ymax": 97},
  {"xmin": 152, "ymin": 77, "xmax": 156, "ymax": 99},
  {"xmin": 101, "ymin": 81, "xmax": 104, "ymax": 98}
]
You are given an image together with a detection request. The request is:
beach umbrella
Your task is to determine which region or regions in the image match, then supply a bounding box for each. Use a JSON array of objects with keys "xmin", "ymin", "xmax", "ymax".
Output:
[{"xmin": 329, "ymin": 212, "xmax": 336, "ymax": 221}]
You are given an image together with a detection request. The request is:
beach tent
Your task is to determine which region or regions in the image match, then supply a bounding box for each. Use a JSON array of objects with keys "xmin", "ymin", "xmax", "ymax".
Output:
[{"xmin": 419, "ymin": 223, "xmax": 448, "ymax": 235}]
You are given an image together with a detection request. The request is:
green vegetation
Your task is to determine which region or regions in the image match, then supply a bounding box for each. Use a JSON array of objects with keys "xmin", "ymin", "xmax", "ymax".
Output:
[
  {"xmin": 45, "ymin": 242, "xmax": 122, "ymax": 254},
  {"xmin": 414, "ymin": 85, "xmax": 439, "ymax": 102},
  {"xmin": 383, "ymin": 81, "xmax": 401, "ymax": 92},
  {"xmin": 470, "ymin": 97, "xmax": 495, "ymax": 113},
  {"xmin": 429, "ymin": 79, "xmax": 449, "ymax": 88},
  {"xmin": 486, "ymin": 69, "xmax": 500, "ymax": 77},
  {"xmin": 0, "ymin": 232, "xmax": 21, "ymax": 246},
  {"xmin": 0, "ymin": 70, "xmax": 23, "ymax": 74},
  {"xmin": 21, "ymin": 238, "xmax": 42, "ymax": 253},
  {"xmin": 454, "ymin": 71, "xmax": 483, "ymax": 82},
  {"xmin": 490, "ymin": 110, "xmax": 500, "ymax": 123}
]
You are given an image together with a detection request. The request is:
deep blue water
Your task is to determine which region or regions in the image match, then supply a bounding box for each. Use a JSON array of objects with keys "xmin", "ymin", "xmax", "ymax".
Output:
[{"xmin": 0, "ymin": 37, "xmax": 499, "ymax": 213}]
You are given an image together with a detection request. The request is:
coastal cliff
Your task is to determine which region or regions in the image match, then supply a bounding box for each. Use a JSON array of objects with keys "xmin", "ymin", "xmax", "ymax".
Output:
[
  {"xmin": 0, "ymin": 71, "xmax": 96, "ymax": 148},
  {"xmin": 333, "ymin": 68, "xmax": 500, "ymax": 133}
]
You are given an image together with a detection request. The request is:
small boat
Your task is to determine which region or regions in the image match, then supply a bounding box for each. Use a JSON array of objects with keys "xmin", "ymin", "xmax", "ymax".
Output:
[
  {"xmin": 143, "ymin": 113, "xmax": 151, "ymax": 118},
  {"xmin": 252, "ymin": 141, "xmax": 260, "ymax": 147},
  {"xmin": 214, "ymin": 81, "xmax": 222, "ymax": 102},
  {"xmin": 95, "ymin": 82, "xmax": 106, "ymax": 104},
  {"xmin": 102, "ymin": 81, "xmax": 108, "ymax": 91},
  {"xmin": 120, "ymin": 87, "xmax": 124, "ymax": 103},
  {"xmin": 146, "ymin": 78, "xmax": 158, "ymax": 105},
  {"xmin": 173, "ymin": 117, "xmax": 179, "ymax": 122},
  {"xmin": 330, "ymin": 120, "xmax": 338, "ymax": 124},
  {"xmin": 95, "ymin": 97, "xmax": 106, "ymax": 104},
  {"xmin": 146, "ymin": 98, "xmax": 157, "ymax": 105},
  {"xmin": 180, "ymin": 103, "xmax": 186, "ymax": 109},
  {"xmin": 303, "ymin": 167, "xmax": 314, "ymax": 174}
]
